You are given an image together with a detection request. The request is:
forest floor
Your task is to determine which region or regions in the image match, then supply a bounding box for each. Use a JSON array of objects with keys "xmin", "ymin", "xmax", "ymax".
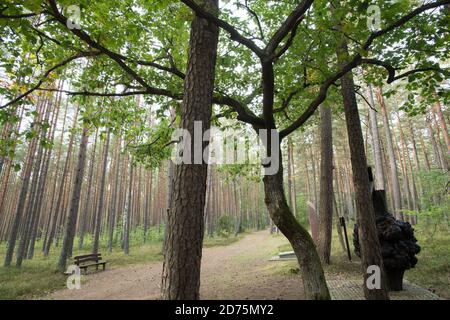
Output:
[
  {"xmin": 43, "ymin": 229, "xmax": 447, "ymax": 300},
  {"xmin": 44, "ymin": 230, "xmax": 305, "ymax": 300}
]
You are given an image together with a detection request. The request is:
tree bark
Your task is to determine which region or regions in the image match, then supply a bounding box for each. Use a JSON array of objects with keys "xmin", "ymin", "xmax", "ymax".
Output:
[
  {"xmin": 338, "ymin": 43, "xmax": 389, "ymax": 299},
  {"xmin": 161, "ymin": 0, "xmax": 219, "ymax": 300},
  {"xmin": 93, "ymin": 130, "xmax": 111, "ymax": 254},
  {"xmin": 263, "ymin": 151, "xmax": 330, "ymax": 299},
  {"xmin": 317, "ymin": 104, "xmax": 333, "ymax": 264},
  {"xmin": 58, "ymin": 126, "xmax": 89, "ymax": 271}
]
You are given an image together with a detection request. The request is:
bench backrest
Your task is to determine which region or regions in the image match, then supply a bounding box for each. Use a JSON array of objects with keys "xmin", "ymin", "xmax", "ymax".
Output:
[{"xmin": 73, "ymin": 253, "xmax": 102, "ymax": 265}]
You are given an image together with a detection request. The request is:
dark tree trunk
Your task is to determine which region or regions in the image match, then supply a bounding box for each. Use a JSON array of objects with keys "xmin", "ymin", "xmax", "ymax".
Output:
[
  {"xmin": 338, "ymin": 42, "xmax": 389, "ymax": 300},
  {"xmin": 58, "ymin": 126, "xmax": 89, "ymax": 271},
  {"xmin": 263, "ymin": 151, "xmax": 330, "ymax": 299},
  {"xmin": 317, "ymin": 104, "xmax": 333, "ymax": 264},
  {"xmin": 161, "ymin": 0, "xmax": 219, "ymax": 300}
]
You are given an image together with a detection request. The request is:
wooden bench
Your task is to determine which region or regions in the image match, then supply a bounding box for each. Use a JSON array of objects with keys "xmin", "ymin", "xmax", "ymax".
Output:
[{"xmin": 73, "ymin": 253, "xmax": 107, "ymax": 274}]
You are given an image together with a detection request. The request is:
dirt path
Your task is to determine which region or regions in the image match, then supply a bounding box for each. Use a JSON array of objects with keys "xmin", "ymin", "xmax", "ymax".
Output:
[{"xmin": 45, "ymin": 230, "xmax": 303, "ymax": 300}]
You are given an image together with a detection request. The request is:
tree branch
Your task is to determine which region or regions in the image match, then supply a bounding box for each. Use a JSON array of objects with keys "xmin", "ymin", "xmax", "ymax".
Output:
[
  {"xmin": 179, "ymin": 0, "xmax": 265, "ymax": 58},
  {"xmin": 265, "ymin": 0, "xmax": 313, "ymax": 55},
  {"xmin": 0, "ymin": 51, "xmax": 101, "ymax": 109},
  {"xmin": 37, "ymin": 87, "xmax": 264, "ymax": 127},
  {"xmin": 361, "ymin": 58, "xmax": 445, "ymax": 83},
  {"xmin": 238, "ymin": 0, "xmax": 265, "ymax": 42},
  {"xmin": 280, "ymin": 0, "xmax": 449, "ymax": 139},
  {"xmin": 47, "ymin": 0, "xmax": 154, "ymax": 90},
  {"xmin": 272, "ymin": 17, "xmax": 303, "ymax": 61}
]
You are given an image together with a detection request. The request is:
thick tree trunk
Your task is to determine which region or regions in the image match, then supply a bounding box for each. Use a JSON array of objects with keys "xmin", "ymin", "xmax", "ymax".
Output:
[
  {"xmin": 317, "ymin": 105, "xmax": 333, "ymax": 264},
  {"xmin": 263, "ymin": 152, "xmax": 330, "ymax": 299},
  {"xmin": 58, "ymin": 126, "xmax": 89, "ymax": 271},
  {"xmin": 161, "ymin": 0, "xmax": 219, "ymax": 300},
  {"xmin": 339, "ymin": 54, "xmax": 389, "ymax": 299}
]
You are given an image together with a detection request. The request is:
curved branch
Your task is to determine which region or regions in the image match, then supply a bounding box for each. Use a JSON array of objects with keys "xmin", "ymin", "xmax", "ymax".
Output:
[
  {"xmin": 361, "ymin": 58, "xmax": 445, "ymax": 83},
  {"xmin": 266, "ymin": 0, "xmax": 313, "ymax": 55},
  {"xmin": 47, "ymin": 0, "xmax": 153, "ymax": 90},
  {"xmin": 238, "ymin": 0, "xmax": 265, "ymax": 41},
  {"xmin": 280, "ymin": 0, "xmax": 450, "ymax": 139},
  {"xmin": 0, "ymin": 10, "xmax": 38, "ymax": 19},
  {"xmin": 0, "ymin": 51, "xmax": 101, "ymax": 109},
  {"xmin": 37, "ymin": 87, "xmax": 264, "ymax": 127},
  {"xmin": 179, "ymin": 0, "xmax": 265, "ymax": 58}
]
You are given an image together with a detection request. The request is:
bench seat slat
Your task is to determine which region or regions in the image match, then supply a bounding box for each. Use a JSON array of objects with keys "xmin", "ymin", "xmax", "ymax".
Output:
[{"xmin": 79, "ymin": 261, "xmax": 107, "ymax": 268}]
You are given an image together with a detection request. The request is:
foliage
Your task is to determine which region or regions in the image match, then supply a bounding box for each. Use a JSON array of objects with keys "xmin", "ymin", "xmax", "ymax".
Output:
[{"xmin": 216, "ymin": 214, "xmax": 234, "ymax": 237}]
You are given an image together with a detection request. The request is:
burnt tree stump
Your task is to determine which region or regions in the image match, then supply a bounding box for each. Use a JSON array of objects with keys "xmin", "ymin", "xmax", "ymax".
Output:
[{"xmin": 353, "ymin": 190, "xmax": 421, "ymax": 291}]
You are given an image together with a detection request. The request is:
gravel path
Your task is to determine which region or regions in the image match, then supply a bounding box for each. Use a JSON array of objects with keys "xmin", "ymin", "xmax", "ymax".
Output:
[
  {"xmin": 44, "ymin": 230, "xmax": 304, "ymax": 300},
  {"xmin": 44, "ymin": 230, "xmax": 442, "ymax": 300}
]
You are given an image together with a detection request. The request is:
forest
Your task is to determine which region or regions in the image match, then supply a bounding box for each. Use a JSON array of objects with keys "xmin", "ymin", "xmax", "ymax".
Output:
[{"xmin": 0, "ymin": 0, "xmax": 449, "ymax": 303}]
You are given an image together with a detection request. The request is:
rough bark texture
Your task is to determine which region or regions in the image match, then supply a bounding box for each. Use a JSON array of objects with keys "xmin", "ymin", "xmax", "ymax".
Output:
[
  {"xmin": 58, "ymin": 126, "xmax": 89, "ymax": 271},
  {"xmin": 317, "ymin": 105, "xmax": 333, "ymax": 264},
  {"xmin": 340, "ymin": 56, "xmax": 389, "ymax": 299},
  {"xmin": 161, "ymin": 0, "xmax": 219, "ymax": 300},
  {"xmin": 263, "ymin": 151, "xmax": 330, "ymax": 300}
]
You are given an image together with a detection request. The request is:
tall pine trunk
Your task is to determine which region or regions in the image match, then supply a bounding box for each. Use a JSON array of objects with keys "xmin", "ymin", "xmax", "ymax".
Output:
[
  {"xmin": 338, "ymin": 42, "xmax": 389, "ymax": 300},
  {"xmin": 317, "ymin": 105, "xmax": 333, "ymax": 264},
  {"xmin": 377, "ymin": 88, "xmax": 402, "ymax": 220},
  {"xmin": 161, "ymin": 0, "xmax": 219, "ymax": 300},
  {"xmin": 367, "ymin": 84, "xmax": 385, "ymax": 190},
  {"xmin": 92, "ymin": 130, "xmax": 111, "ymax": 254},
  {"xmin": 58, "ymin": 126, "xmax": 89, "ymax": 271}
]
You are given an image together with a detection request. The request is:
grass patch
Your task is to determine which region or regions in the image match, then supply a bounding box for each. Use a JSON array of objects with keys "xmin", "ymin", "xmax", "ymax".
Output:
[
  {"xmin": 404, "ymin": 224, "xmax": 450, "ymax": 299},
  {"xmin": 203, "ymin": 234, "xmax": 243, "ymax": 248},
  {"xmin": 0, "ymin": 240, "xmax": 164, "ymax": 300},
  {"xmin": 0, "ymin": 232, "xmax": 246, "ymax": 300},
  {"xmin": 269, "ymin": 221, "xmax": 450, "ymax": 300}
]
